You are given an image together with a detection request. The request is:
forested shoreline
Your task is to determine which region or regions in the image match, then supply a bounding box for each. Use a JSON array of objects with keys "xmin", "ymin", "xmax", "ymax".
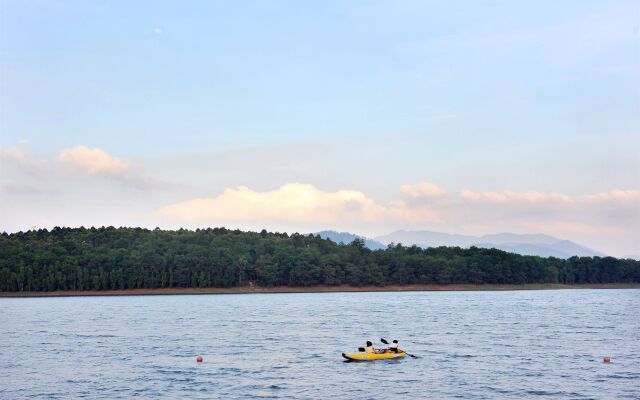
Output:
[{"xmin": 1, "ymin": 227, "xmax": 638, "ymax": 292}]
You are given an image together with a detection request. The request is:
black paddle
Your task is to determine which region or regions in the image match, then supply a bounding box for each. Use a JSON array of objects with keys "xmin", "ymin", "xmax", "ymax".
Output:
[{"xmin": 381, "ymin": 338, "xmax": 418, "ymax": 358}]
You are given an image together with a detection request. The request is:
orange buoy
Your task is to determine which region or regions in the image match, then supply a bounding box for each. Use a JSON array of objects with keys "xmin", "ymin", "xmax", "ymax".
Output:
[
  {"xmin": 603, "ymin": 356, "xmax": 611, "ymax": 363},
  {"xmin": 197, "ymin": 356, "xmax": 203, "ymax": 363}
]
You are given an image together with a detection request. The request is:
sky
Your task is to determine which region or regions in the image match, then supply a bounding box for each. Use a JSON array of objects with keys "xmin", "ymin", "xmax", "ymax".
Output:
[{"xmin": 0, "ymin": 0, "xmax": 638, "ymax": 256}]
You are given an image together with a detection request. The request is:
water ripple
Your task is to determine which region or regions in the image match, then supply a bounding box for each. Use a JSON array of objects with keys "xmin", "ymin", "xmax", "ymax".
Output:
[{"xmin": 1, "ymin": 289, "xmax": 639, "ymax": 399}]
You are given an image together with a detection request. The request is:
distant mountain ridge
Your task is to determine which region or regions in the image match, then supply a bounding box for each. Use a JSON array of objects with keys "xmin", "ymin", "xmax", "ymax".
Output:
[
  {"xmin": 374, "ymin": 230, "xmax": 605, "ymax": 258},
  {"xmin": 315, "ymin": 230, "xmax": 605, "ymax": 258},
  {"xmin": 313, "ymin": 231, "xmax": 386, "ymax": 250}
]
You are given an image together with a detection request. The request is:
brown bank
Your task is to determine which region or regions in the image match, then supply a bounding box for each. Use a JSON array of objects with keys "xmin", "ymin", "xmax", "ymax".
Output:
[{"xmin": 1, "ymin": 283, "xmax": 638, "ymax": 298}]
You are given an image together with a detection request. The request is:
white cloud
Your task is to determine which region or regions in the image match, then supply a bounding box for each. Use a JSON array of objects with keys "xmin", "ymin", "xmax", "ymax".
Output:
[
  {"xmin": 460, "ymin": 189, "xmax": 639, "ymax": 205},
  {"xmin": 58, "ymin": 145, "xmax": 129, "ymax": 176},
  {"xmin": 401, "ymin": 182, "xmax": 448, "ymax": 198},
  {"xmin": 581, "ymin": 190, "xmax": 640, "ymax": 204},
  {"xmin": 0, "ymin": 146, "xmax": 44, "ymax": 176},
  {"xmin": 0, "ymin": 146, "xmax": 27, "ymax": 163},
  {"xmin": 1, "ymin": 144, "xmax": 164, "ymax": 195},
  {"xmin": 152, "ymin": 27, "xmax": 162, "ymax": 34},
  {"xmin": 460, "ymin": 190, "xmax": 571, "ymax": 204},
  {"xmin": 158, "ymin": 183, "xmax": 442, "ymax": 227}
]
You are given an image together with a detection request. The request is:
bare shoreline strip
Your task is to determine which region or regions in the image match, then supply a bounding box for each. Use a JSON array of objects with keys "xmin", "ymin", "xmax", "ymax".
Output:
[{"xmin": 1, "ymin": 283, "xmax": 638, "ymax": 298}]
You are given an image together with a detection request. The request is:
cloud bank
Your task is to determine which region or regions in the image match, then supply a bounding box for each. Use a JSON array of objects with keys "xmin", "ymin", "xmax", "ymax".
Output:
[
  {"xmin": 460, "ymin": 189, "xmax": 639, "ymax": 205},
  {"xmin": 401, "ymin": 182, "xmax": 448, "ymax": 198},
  {"xmin": 58, "ymin": 145, "xmax": 129, "ymax": 176},
  {"xmin": 158, "ymin": 183, "xmax": 639, "ymax": 249},
  {"xmin": 2, "ymin": 143, "xmax": 637, "ymax": 257},
  {"xmin": 158, "ymin": 183, "xmax": 442, "ymax": 226},
  {"xmin": 0, "ymin": 145, "xmax": 159, "ymax": 192}
]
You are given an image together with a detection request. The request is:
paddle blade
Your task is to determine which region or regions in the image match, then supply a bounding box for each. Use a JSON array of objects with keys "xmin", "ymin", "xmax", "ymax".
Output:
[
  {"xmin": 358, "ymin": 347, "xmax": 365, "ymax": 352},
  {"xmin": 380, "ymin": 338, "xmax": 389, "ymax": 344}
]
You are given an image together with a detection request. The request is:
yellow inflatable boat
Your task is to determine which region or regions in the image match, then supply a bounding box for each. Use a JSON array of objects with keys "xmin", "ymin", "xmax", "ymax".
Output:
[{"xmin": 342, "ymin": 351, "xmax": 406, "ymax": 361}]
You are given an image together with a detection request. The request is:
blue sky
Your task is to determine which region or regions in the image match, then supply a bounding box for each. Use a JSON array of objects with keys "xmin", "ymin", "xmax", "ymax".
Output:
[{"xmin": 1, "ymin": 1, "xmax": 638, "ymax": 256}]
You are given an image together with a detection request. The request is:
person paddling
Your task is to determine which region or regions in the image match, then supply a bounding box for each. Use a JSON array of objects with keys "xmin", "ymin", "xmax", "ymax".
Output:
[
  {"xmin": 364, "ymin": 341, "xmax": 377, "ymax": 353},
  {"xmin": 389, "ymin": 340, "xmax": 400, "ymax": 353}
]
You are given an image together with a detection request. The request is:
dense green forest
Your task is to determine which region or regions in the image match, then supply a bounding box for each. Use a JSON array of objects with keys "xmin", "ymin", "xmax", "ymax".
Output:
[{"xmin": 0, "ymin": 227, "xmax": 638, "ymax": 292}]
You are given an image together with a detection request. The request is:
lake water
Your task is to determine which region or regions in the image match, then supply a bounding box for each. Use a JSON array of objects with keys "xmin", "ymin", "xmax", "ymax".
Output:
[{"xmin": 1, "ymin": 289, "xmax": 638, "ymax": 399}]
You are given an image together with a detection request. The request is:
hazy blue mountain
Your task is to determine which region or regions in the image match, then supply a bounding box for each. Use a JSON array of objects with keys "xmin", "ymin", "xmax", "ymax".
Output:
[
  {"xmin": 479, "ymin": 233, "xmax": 560, "ymax": 245},
  {"xmin": 313, "ymin": 229, "xmax": 605, "ymax": 258},
  {"xmin": 375, "ymin": 230, "xmax": 477, "ymax": 248},
  {"xmin": 471, "ymin": 242, "xmax": 569, "ymax": 258},
  {"xmin": 313, "ymin": 231, "xmax": 386, "ymax": 250},
  {"xmin": 375, "ymin": 230, "xmax": 605, "ymax": 258},
  {"xmin": 543, "ymin": 240, "xmax": 606, "ymax": 257},
  {"xmin": 471, "ymin": 241, "xmax": 604, "ymax": 258}
]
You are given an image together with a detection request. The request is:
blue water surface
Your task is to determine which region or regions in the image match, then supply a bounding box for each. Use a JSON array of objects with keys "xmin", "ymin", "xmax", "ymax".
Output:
[{"xmin": 1, "ymin": 289, "xmax": 638, "ymax": 399}]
